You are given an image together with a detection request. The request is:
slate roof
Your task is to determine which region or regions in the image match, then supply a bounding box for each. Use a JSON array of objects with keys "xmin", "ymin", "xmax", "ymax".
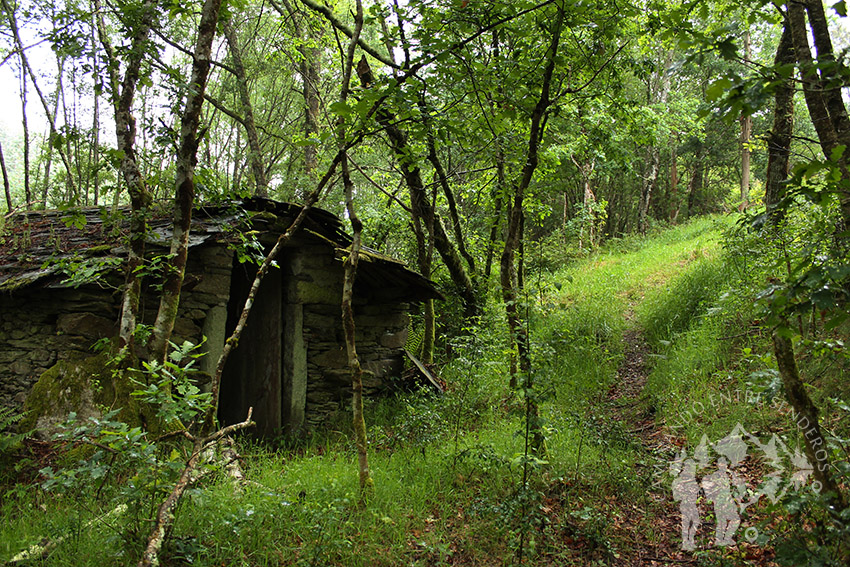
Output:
[{"xmin": 0, "ymin": 197, "xmax": 441, "ymax": 301}]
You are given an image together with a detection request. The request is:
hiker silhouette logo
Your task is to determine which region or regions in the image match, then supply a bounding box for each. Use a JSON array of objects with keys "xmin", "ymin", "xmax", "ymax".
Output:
[{"xmin": 668, "ymin": 423, "xmax": 819, "ymax": 550}]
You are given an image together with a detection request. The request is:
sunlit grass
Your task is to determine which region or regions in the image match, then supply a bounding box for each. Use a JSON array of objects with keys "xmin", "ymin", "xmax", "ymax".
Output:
[{"xmin": 0, "ymin": 215, "xmax": 735, "ymax": 566}]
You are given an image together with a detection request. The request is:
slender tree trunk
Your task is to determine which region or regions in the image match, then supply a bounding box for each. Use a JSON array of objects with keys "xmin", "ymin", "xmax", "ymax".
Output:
[
  {"xmin": 95, "ymin": 0, "xmax": 156, "ymax": 351},
  {"xmin": 223, "ymin": 20, "xmax": 268, "ymax": 196},
  {"xmin": 669, "ymin": 133, "xmax": 679, "ymax": 222},
  {"xmin": 302, "ymin": 46, "xmax": 321, "ymax": 176},
  {"xmin": 764, "ymin": 22, "xmax": 795, "ymax": 221},
  {"xmin": 484, "ymin": 160, "xmax": 505, "ymax": 279},
  {"xmin": 89, "ymin": 5, "xmax": 101, "ymax": 206},
  {"xmin": 773, "ymin": 330, "xmax": 845, "ymax": 510},
  {"xmin": 273, "ymin": 0, "xmax": 322, "ymax": 183},
  {"xmin": 40, "ymin": 83, "xmax": 63, "ymax": 207},
  {"xmin": 687, "ymin": 146, "xmax": 704, "ymax": 218},
  {"xmin": 149, "ymin": 0, "xmax": 224, "ymax": 363},
  {"xmin": 740, "ymin": 30, "xmax": 752, "ymax": 208},
  {"xmin": 357, "ymin": 57, "xmax": 480, "ymax": 318},
  {"xmin": 500, "ymin": 5, "xmax": 563, "ymax": 454},
  {"xmin": 2, "ymin": 0, "xmax": 78, "ymax": 205},
  {"xmin": 0, "ymin": 142, "xmax": 11, "ymax": 212},
  {"xmin": 17, "ymin": 61, "xmax": 31, "ymax": 206},
  {"xmin": 337, "ymin": 0, "xmax": 371, "ymax": 493},
  {"xmin": 420, "ymin": 96, "xmax": 475, "ymax": 274},
  {"xmin": 639, "ymin": 51, "xmax": 671, "ymax": 233},
  {"xmin": 638, "ymin": 149, "xmax": 659, "ymax": 234},
  {"xmin": 484, "ymin": 30, "xmax": 506, "ymax": 280},
  {"xmin": 571, "ymin": 154, "xmax": 597, "ymax": 251}
]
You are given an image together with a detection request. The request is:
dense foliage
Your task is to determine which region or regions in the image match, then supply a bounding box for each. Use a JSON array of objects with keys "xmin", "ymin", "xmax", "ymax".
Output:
[{"xmin": 1, "ymin": 0, "xmax": 850, "ymax": 565}]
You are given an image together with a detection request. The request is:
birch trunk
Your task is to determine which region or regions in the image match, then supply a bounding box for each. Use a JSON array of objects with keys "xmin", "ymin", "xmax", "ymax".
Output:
[
  {"xmin": 338, "ymin": 0, "xmax": 371, "ymax": 492},
  {"xmin": 223, "ymin": 20, "xmax": 269, "ymax": 196}
]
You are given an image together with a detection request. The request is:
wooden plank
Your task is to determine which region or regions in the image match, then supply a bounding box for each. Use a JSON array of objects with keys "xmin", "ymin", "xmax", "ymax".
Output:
[{"xmin": 404, "ymin": 349, "xmax": 444, "ymax": 392}]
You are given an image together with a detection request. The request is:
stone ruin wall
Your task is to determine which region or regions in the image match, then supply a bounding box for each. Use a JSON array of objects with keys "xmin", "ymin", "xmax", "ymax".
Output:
[
  {"xmin": 1, "ymin": 237, "xmax": 413, "ymax": 431},
  {"xmin": 284, "ymin": 243, "xmax": 410, "ymax": 428},
  {"xmin": 0, "ymin": 245, "xmax": 233, "ymax": 416},
  {"xmin": 302, "ymin": 302, "xmax": 409, "ymax": 427}
]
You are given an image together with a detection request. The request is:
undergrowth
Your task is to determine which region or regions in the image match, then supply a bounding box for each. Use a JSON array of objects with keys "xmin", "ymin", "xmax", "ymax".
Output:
[{"xmin": 8, "ymin": 215, "xmax": 801, "ymax": 566}]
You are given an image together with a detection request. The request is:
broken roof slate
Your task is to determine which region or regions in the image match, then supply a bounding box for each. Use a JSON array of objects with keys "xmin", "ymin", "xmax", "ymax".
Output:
[{"xmin": 0, "ymin": 197, "xmax": 442, "ymax": 301}]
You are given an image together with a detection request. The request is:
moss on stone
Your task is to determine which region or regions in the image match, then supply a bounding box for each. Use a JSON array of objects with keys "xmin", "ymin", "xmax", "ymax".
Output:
[
  {"xmin": 19, "ymin": 346, "xmax": 165, "ymax": 438},
  {"xmin": 0, "ymin": 271, "xmax": 52, "ymax": 293}
]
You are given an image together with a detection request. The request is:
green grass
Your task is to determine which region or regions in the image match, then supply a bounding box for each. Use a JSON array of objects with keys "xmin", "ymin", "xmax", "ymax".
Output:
[{"xmin": 0, "ymin": 215, "xmax": 738, "ymax": 566}]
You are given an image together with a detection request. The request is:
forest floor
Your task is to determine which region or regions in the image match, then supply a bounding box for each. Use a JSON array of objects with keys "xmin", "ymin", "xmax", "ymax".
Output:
[{"xmin": 6, "ymin": 216, "xmax": 818, "ymax": 567}]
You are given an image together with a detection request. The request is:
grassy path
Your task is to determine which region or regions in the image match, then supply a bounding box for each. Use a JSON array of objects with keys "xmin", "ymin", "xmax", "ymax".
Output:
[{"xmin": 540, "ymin": 216, "xmax": 729, "ymax": 564}]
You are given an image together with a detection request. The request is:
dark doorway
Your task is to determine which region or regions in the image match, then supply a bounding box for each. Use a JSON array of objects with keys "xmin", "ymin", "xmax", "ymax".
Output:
[{"xmin": 219, "ymin": 256, "xmax": 283, "ymax": 437}]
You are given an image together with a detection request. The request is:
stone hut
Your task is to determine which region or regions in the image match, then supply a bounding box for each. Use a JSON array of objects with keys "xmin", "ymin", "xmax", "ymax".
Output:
[{"xmin": 0, "ymin": 198, "xmax": 440, "ymax": 437}]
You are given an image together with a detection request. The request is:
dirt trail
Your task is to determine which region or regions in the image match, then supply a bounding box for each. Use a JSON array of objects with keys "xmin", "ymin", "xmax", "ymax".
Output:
[{"xmin": 605, "ymin": 318, "xmax": 697, "ymax": 566}]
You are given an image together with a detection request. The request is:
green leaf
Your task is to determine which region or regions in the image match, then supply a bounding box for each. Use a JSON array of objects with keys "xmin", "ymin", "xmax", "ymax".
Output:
[
  {"xmin": 811, "ymin": 288, "xmax": 836, "ymax": 310},
  {"xmin": 706, "ymin": 78, "xmax": 733, "ymax": 102},
  {"xmin": 833, "ymin": 1, "xmax": 847, "ymax": 16},
  {"xmin": 329, "ymin": 101, "xmax": 352, "ymax": 117},
  {"xmin": 716, "ymin": 38, "xmax": 738, "ymax": 60}
]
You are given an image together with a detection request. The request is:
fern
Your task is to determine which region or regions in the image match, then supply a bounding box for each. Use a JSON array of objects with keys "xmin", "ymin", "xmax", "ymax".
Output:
[
  {"xmin": 0, "ymin": 406, "xmax": 28, "ymax": 454},
  {"xmin": 404, "ymin": 322, "xmax": 425, "ymax": 358}
]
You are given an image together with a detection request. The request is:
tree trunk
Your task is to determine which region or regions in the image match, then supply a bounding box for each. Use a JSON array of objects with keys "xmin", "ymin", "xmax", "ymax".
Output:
[
  {"xmin": 338, "ymin": 0, "xmax": 371, "ymax": 493},
  {"xmin": 669, "ymin": 133, "xmax": 679, "ymax": 222},
  {"xmin": 638, "ymin": 149, "xmax": 659, "ymax": 234},
  {"xmin": 687, "ymin": 146, "xmax": 704, "ymax": 218},
  {"xmin": 149, "ymin": 0, "xmax": 224, "ymax": 363},
  {"xmin": 410, "ymin": 190, "xmax": 435, "ymax": 363},
  {"xmin": 2, "ymin": 0, "xmax": 78, "ymax": 205},
  {"xmin": 764, "ymin": 22, "xmax": 795, "ymax": 221},
  {"xmin": 302, "ymin": 46, "xmax": 321, "ymax": 176},
  {"xmin": 500, "ymin": 5, "xmax": 563, "ymax": 454},
  {"xmin": 95, "ymin": 0, "xmax": 156, "ymax": 352},
  {"xmin": 571, "ymin": 154, "xmax": 597, "ymax": 251},
  {"xmin": 223, "ymin": 20, "xmax": 269, "ymax": 196},
  {"xmin": 790, "ymin": 0, "xmax": 850, "ymax": 225},
  {"xmin": 484, "ymin": 29, "xmax": 506, "ymax": 280},
  {"xmin": 420, "ymin": 99, "xmax": 476, "ymax": 275},
  {"xmin": 803, "ymin": 0, "xmax": 850, "ymax": 149},
  {"xmin": 274, "ymin": 0, "xmax": 322, "ymax": 183},
  {"xmin": 17, "ymin": 61, "xmax": 31, "ymax": 206},
  {"xmin": 484, "ymin": 157, "xmax": 505, "ymax": 279},
  {"xmin": 89, "ymin": 5, "xmax": 101, "ymax": 206},
  {"xmin": 740, "ymin": 30, "xmax": 752, "ymax": 208},
  {"xmin": 0, "ymin": 142, "xmax": 11, "ymax": 212},
  {"xmin": 638, "ymin": 55, "xmax": 671, "ymax": 234},
  {"xmin": 773, "ymin": 330, "xmax": 845, "ymax": 511},
  {"xmin": 357, "ymin": 57, "xmax": 480, "ymax": 318}
]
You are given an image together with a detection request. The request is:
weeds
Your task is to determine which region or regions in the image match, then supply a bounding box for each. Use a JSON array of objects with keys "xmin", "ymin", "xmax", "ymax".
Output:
[{"xmin": 10, "ymin": 216, "xmax": 809, "ymax": 566}]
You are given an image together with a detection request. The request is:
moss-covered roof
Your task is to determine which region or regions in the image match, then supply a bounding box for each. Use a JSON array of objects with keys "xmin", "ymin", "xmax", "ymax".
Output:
[{"xmin": 0, "ymin": 197, "xmax": 441, "ymax": 301}]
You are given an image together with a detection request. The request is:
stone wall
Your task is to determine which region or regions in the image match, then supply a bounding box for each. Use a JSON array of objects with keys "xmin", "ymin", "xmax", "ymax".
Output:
[
  {"xmin": 0, "ymin": 244, "xmax": 233, "ymax": 417},
  {"xmin": 2, "ymin": 235, "xmax": 415, "ymax": 435},
  {"xmin": 283, "ymin": 242, "xmax": 409, "ymax": 427},
  {"xmin": 0, "ymin": 286, "xmax": 118, "ymax": 413},
  {"xmin": 302, "ymin": 302, "xmax": 409, "ymax": 427}
]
